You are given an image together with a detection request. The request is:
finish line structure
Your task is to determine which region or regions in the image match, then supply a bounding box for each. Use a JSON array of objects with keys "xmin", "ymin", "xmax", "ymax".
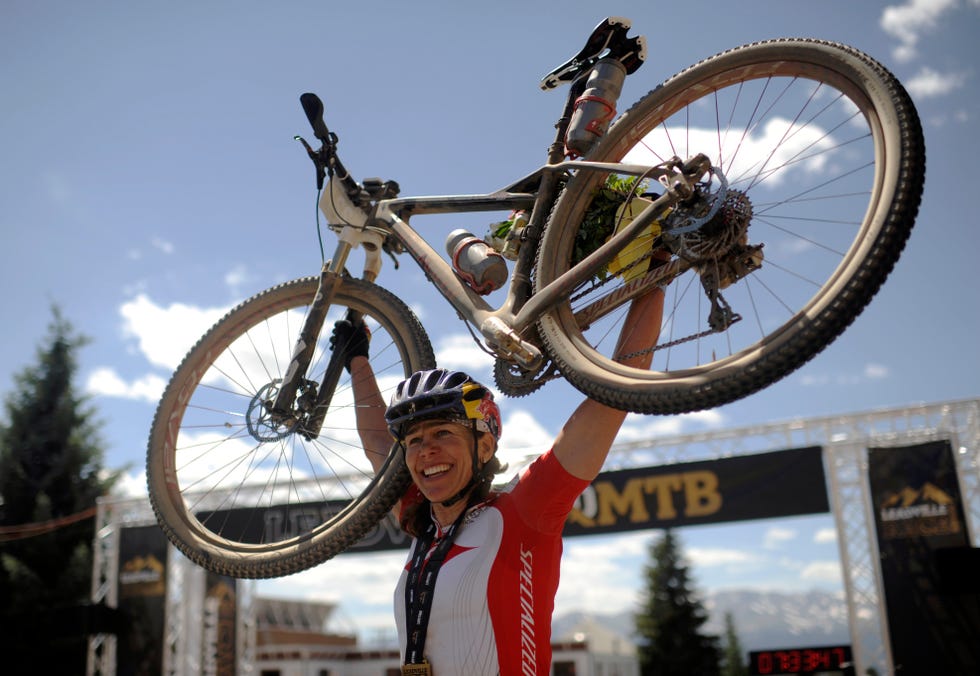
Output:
[{"xmin": 87, "ymin": 398, "xmax": 980, "ymax": 675}]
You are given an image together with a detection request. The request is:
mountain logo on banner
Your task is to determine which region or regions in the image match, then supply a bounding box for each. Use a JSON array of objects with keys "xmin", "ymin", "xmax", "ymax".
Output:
[
  {"xmin": 119, "ymin": 554, "xmax": 166, "ymax": 596},
  {"xmin": 877, "ymin": 482, "xmax": 961, "ymax": 539}
]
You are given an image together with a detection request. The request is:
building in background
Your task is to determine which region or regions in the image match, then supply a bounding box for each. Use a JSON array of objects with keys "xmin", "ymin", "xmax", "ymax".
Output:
[{"xmin": 253, "ymin": 596, "xmax": 639, "ymax": 676}]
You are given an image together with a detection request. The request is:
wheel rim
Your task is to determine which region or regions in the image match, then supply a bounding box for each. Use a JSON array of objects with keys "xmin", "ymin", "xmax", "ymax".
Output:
[
  {"xmin": 542, "ymin": 44, "xmax": 900, "ymax": 384},
  {"xmin": 153, "ymin": 281, "xmax": 421, "ymax": 557}
]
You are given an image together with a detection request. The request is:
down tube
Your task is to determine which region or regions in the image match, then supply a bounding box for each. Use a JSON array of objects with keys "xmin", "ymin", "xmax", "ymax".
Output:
[{"xmin": 386, "ymin": 212, "xmax": 499, "ymax": 329}]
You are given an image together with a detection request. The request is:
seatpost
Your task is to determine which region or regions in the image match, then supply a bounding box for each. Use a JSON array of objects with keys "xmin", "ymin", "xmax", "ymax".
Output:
[{"xmin": 548, "ymin": 76, "xmax": 589, "ymax": 164}]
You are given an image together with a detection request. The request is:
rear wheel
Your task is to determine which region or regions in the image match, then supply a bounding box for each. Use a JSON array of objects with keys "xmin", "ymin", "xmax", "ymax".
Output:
[
  {"xmin": 535, "ymin": 39, "xmax": 925, "ymax": 413},
  {"xmin": 146, "ymin": 276, "xmax": 434, "ymax": 577}
]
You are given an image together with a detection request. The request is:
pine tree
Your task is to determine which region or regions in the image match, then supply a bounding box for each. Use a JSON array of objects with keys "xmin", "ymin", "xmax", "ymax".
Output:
[
  {"xmin": 635, "ymin": 529, "xmax": 721, "ymax": 675},
  {"xmin": 721, "ymin": 611, "xmax": 749, "ymax": 676},
  {"xmin": 0, "ymin": 309, "xmax": 119, "ymax": 671}
]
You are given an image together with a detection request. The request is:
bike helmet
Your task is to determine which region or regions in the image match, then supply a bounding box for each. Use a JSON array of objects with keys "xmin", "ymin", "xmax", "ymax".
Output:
[{"xmin": 386, "ymin": 369, "xmax": 502, "ymax": 442}]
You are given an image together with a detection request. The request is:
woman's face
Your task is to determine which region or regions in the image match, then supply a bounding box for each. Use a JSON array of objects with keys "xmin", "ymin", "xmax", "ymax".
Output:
[{"xmin": 403, "ymin": 419, "xmax": 490, "ymax": 506}]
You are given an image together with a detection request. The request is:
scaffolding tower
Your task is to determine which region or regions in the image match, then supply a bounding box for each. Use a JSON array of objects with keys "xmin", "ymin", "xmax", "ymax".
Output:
[{"xmin": 88, "ymin": 397, "xmax": 980, "ymax": 675}]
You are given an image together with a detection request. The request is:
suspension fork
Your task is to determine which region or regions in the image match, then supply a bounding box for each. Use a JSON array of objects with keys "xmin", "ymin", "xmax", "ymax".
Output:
[
  {"xmin": 298, "ymin": 305, "xmax": 360, "ymax": 440},
  {"xmin": 268, "ymin": 239, "xmax": 356, "ymax": 431}
]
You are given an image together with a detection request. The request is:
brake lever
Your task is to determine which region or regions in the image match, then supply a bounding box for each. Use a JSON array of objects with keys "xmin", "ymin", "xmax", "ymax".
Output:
[{"xmin": 294, "ymin": 135, "xmax": 327, "ymax": 190}]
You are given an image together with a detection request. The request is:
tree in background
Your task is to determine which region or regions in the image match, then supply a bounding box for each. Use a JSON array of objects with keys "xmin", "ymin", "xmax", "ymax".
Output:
[
  {"xmin": 721, "ymin": 611, "xmax": 749, "ymax": 676},
  {"xmin": 0, "ymin": 308, "xmax": 119, "ymax": 671},
  {"xmin": 635, "ymin": 529, "xmax": 721, "ymax": 675}
]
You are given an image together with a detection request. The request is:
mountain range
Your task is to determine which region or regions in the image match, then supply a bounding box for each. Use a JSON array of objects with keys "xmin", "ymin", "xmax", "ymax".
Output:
[{"xmin": 553, "ymin": 588, "xmax": 851, "ymax": 654}]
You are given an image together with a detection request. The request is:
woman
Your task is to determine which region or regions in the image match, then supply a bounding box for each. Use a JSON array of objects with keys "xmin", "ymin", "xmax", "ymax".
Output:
[{"xmin": 331, "ymin": 292, "xmax": 663, "ymax": 675}]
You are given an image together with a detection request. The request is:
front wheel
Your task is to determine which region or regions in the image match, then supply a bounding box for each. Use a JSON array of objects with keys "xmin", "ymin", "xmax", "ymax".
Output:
[
  {"xmin": 535, "ymin": 39, "xmax": 925, "ymax": 414},
  {"xmin": 146, "ymin": 276, "xmax": 434, "ymax": 578}
]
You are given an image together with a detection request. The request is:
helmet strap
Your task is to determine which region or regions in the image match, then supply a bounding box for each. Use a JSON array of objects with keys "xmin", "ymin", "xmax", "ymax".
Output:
[{"xmin": 437, "ymin": 423, "xmax": 483, "ymax": 508}]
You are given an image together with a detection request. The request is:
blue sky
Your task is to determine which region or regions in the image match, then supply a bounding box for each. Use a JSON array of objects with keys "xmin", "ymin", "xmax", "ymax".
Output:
[{"xmin": 2, "ymin": 0, "xmax": 978, "ymax": 640}]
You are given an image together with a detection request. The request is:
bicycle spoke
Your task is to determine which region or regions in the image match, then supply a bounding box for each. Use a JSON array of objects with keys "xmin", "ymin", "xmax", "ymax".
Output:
[{"xmin": 148, "ymin": 277, "xmax": 433, "ymax": 573}]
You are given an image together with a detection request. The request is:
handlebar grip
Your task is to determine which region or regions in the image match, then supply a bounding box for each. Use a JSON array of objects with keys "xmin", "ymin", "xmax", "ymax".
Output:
[{"xmin": 300, "ymin": 92, "xmax": 332, "ymax": 142}]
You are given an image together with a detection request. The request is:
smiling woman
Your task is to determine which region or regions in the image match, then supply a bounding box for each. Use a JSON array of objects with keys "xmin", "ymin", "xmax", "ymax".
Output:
[
  {"xmin": 381, "ymin": 369, "xmax": 505, "ymax": 529},
  {"xmin": 341, "ymin": 291, "xmax": 665, "ymax": 675},
  {"xmin": 402, "ymin": 420, "xmax": 498, "ymax": 520}
]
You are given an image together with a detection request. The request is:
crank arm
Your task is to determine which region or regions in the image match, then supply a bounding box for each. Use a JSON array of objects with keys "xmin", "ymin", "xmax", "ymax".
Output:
[{"xmin": 481, "ymin": 316, "xmax": 544, "ymax": 371}]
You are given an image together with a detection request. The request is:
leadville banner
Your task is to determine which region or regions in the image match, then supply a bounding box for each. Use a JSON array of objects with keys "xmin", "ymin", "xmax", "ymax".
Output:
[
  {"xmin": 868, "ymin": 440, "xmax": 980, "ymax": 673},
  {"xmin": 201, "ymin": 446, "xmax": 828, "ymax": 551},
  {"xmin": 563, "ymin": 446, "xmax": 828, "ymax": 535},
  {"xmin": 116, "ymin": 525, "xmax": 168, "ymax": 676}
]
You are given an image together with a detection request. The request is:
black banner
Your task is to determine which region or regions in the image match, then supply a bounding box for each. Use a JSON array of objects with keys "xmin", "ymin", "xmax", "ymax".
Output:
[
  {"xmin": 202, "ymin": 446, "xmax": 828, "ymax": 551},
  {"xmin": 116, "ymin": 525, "xmax": 168, "ymax": 676},
  {"xmin": 565, "ymin": 446, "xmax": 828, "ymax": 535},
  {"xmin": 199, "ymin": 502, "xmax": 413, "ymax": 554},
  {"xmin": 868, "ymin": 440, "xmax": 980, "ymax": 673}
]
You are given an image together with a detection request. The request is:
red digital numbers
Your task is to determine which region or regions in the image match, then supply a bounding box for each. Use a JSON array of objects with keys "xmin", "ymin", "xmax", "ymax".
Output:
[{"xmin": 750, "ymin": 645, "xmax": 850, "ymax": 674}]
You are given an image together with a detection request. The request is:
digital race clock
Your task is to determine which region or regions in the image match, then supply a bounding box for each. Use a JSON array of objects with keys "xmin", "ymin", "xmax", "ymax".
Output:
[{"xmin": 748, "ymin": 645, "xmax": 853, "ymax": 674}]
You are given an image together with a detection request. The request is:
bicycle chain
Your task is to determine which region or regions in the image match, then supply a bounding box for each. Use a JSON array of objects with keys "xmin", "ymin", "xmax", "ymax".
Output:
[
  {"xmin": 570, "ymin": 251, "xmax": 744, "ymax": 362},
  {"xmin": 615, "ymin": 312, "xmax": 742, "ymax": 362}
]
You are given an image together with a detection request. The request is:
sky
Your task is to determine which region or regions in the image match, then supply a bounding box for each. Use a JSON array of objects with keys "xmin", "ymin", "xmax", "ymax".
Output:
[{"xmin": 2, "ymin": 0, "xmax": 978, "ymax": 644}]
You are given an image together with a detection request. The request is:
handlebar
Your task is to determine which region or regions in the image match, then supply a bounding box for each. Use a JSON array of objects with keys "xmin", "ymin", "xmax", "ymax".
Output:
[
  {"xmin": 297, "ymin": 92, "xmax": 399, "ymax": 204},
  {"xmin": 300, "ymin": 93, "xmax": 332, "ymax": 143}
]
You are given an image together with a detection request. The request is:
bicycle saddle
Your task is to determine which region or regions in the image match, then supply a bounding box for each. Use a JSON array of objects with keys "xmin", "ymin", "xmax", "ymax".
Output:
[{"xmin": 540, "ymin": 16, "xmax": 646, "ymax": 90}]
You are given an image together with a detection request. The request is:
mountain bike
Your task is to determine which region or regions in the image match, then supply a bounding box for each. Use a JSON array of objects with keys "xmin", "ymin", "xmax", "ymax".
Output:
[{"xmin": 145, "ymin": 17, "xmax": 925, "ymax": 578}]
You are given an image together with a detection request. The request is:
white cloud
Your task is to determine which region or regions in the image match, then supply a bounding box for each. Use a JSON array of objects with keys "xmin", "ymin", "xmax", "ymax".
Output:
[
  {"xmin": 556, "ymin": 534, "xmax": 648, "ymax": 613},
  {"xmin": 89, "ymin": 295, "xmax": 230, "ymax": 404},
  {"xmin": 863, "ymin": 363, "xmax": 889, "ymax": 380},
  {"xmin": 496, "ymin": 408, "xmax": 554, "ymax": 468},
  {"xmin": 800, "ymin": 561, "xmax": 843, "ymax": 584},
  {"xmin": 687, "ymin": 547, "xmax": 759, "ymax": 567},
  {"xmin": 86, "ymin": 366, "xmax": 167, "ymax": 403},
  {"xmin": 119, "ymin": 294, "xmax": 230, "ymax": 370},
  {"xmin": 800, "ymin": 364, "xmax": 889, "ymax": 386},
  {"xmin": 880, "ymin": 0, "xmax": 958, "ymax": 62},
  {"xmin": 905, "ymin": 66, "xmax": 967, "ymax": 99},
  {"xmin": 407, "ymin": 302, "xmax": 428, "ymax": 324},
  {"xmin": 616, "ymin": 409, "xmax": 725, "ymax": 442},
  {"xmin": 763, "ymin": 526, "xmax": 797, "ymax": 549},
  {"xmin": 625, "ymin": 116, "xmax": 834, "ymax": 188},
  {"xmin": 799, "ymin": 372, "xmax": 830, "ymax": 387},
  {"xmin": 112, "ymin": 469, "xmax": 149, "ymax": 499},
  {"xmin": 434, "ymin": 332, "xmax": 493, "ymax": 373},
  {"xmin": 924, "ymin": 108, "xmax": 972, "ymax": 128},
  {"xmin": 813, "ymin": 527, "xmax": 837, "ymax": 544},
  {"xmin": 151, "ymin": 237, "xmax": 175, "ymax": 255},
  {"xmin": 224, "ymin": 264, "xmax": 252, "ymax": 295},
  {"xmin": 256, "ymin": 550, "xmax": 409, "ymax": 637}
]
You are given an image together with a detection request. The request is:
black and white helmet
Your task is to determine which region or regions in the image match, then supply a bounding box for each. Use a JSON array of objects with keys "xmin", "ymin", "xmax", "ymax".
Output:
[{"xmin": 385, "ymin": 369, "xmax": 502, "ymax": 442}]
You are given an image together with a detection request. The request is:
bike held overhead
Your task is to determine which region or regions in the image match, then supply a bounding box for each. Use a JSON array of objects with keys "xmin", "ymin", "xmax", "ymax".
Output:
[{"xmin": 145, "ymin": 16, "xmax": 924, "ymax": 579}]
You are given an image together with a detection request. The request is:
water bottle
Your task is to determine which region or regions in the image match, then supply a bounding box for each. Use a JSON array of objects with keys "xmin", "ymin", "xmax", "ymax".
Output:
[
  {"xmin": 565, "ymin": 58, "xmax": 628, "ymax": 157},
  {"xmin": 445, "ymin": 229, "xmax": 508, "ymax": 295}
]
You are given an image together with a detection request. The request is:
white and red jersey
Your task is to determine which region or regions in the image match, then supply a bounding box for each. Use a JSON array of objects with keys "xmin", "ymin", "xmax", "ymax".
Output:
[{"xmin": 394, "ymin": 448, "xmax": 589, "ymax": 675}]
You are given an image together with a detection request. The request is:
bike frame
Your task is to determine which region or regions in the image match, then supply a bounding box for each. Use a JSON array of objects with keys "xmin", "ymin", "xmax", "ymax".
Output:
[
  {"xmin": 323, "ymin": 158, "xmax": 696, "ymax": 369},
  {"xmin": 272, "ymin": 69, "xmax": 712, "ymax": 428}
]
